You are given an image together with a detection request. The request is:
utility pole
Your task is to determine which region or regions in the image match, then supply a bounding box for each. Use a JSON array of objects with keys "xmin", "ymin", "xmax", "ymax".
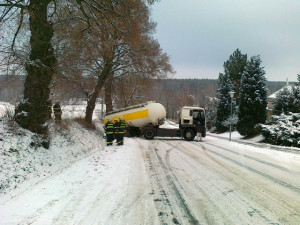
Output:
[{"xmin": 229, "ymin": 91, "xmax": 235, "ymax": 141}]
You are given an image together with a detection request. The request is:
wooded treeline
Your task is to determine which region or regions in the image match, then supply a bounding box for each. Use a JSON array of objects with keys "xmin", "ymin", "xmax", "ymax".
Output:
[{"xmin": 0, "ymin": 75, "xmax": 289, "ymax": 119}]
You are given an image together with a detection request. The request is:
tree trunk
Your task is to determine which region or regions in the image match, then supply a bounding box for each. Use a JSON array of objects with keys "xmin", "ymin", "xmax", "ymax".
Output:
[
  {"xmin": 105, "ymin": 76, "xmax": 114, "ymax": 112},
  {"xmin": 85, "ymin": 60, "xmax": 113, "ymax": 124},
  {"xmin": 15, "ymin": 0, "xmax": 56, "ymax": 135}
]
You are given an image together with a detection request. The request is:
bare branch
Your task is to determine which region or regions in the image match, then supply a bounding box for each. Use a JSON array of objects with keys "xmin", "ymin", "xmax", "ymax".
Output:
[
  {"xmin": 0, "ymin": 0, "xmax": 26, "ymax": 21},
  {"xmin": 11, "ymin": 7, "xmax": 24, "ymax": 52}
]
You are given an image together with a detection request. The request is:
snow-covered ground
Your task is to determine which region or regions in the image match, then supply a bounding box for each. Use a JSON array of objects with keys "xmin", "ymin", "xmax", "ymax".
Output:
[
  {"xmin": 0, "ymin": 102, "xmax": 14, "ymax": 118},
  {"xmin": 1, "ymin": 102, "xmax": 300, "ymax": 224}
]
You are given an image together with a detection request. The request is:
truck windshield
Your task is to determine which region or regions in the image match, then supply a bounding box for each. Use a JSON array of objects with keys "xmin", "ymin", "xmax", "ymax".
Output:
[{"xmin": 191, "ymin": 110, "xmax": 205, "ymax": 119}]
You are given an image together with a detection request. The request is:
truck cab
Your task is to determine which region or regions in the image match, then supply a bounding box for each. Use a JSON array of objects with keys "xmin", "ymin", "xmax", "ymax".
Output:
[
  {"xmin": 142, "ymin": 106, "xmax": 206, "ymax": 141},
  {"xmin": 179, "ymin": 106, "xmax": 206, "ymax": 141}
]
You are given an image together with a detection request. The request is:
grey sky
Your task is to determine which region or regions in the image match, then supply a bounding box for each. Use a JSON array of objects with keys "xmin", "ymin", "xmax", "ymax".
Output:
[{"xmin": 151, "ymin": 0, "xmax": 300, "ymax": 81}]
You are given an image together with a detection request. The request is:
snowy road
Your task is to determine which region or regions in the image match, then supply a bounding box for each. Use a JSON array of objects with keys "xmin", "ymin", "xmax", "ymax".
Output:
[{"xmin": 1, "ymin": 136, "xmax": 300, "ymax": 225}]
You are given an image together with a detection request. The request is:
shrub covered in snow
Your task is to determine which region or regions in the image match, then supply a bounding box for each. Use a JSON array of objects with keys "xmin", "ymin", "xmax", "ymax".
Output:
[{"xmin": 259, "ymin": 113, "xmax": 300, "ymax": 147}]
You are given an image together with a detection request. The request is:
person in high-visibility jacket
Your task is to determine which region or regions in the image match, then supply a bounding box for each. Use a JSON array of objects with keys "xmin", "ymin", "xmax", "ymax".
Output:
[
  {"xmin": 105, "ymin": 118, "xmax": 115, "ymax": 146},
  {"xmin": 46, "ymin": 99, "xmax": 52, "ymax": 120},
  {"xmin": 113, "ymin": 118, "xmax": 119, "ymax": 142},
  {"xmin": 53, "ymin": 101, "xmax": 62, "ymax": 123},
  {"xmin": 115, "ymin": 116, "xmax": 127, "ymax": 145}
]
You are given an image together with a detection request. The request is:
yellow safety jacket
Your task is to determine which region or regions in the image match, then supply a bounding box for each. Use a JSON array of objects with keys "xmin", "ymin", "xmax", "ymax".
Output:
[{"xmin": 105, "ymin": 122, "xmax": 115, "ymax": 135}]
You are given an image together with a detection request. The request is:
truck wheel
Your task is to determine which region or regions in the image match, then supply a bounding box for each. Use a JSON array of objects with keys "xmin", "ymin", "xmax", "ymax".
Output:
[
  {"xmin": 143, "ymin": 128, "xmax": 155, "ymax": 140},
  {"xmin": 184, "ymin": 128, "xmax": 195, "ymax": 141}
]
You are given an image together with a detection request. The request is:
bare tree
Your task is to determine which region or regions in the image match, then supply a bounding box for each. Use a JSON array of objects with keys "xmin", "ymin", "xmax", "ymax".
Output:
[
  {"xmin": 83, "ymin": 0, "xmax": 173, "ymax": 123},
  {"xmin": 0, "ymin": 0, "xmax": 134, "ymax": 134},
  {"xmin": 113, "ymin": 74, "xmax": 154, "ymax": 108},
  {"xmin": 54, "ymin": 0, "xmax": 173, "ymax": 124},
  {"xmin": 105, "ymin": 76, "xmax": 114, "ymax": 112}
]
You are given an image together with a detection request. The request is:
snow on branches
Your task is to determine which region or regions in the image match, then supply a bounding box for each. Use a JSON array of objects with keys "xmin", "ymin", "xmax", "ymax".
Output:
[{"xmin": 259, "ymin": 113, "xmax": 300, "ymax": 147}]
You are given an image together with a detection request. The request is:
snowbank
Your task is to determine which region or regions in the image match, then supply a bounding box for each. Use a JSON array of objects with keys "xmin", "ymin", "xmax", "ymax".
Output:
[
  {"xmin": 0, "ymin": 119, "xmax": 104, "ymax": 199},
  {"xmin": 208, "ymin": 131, "xmax": 300, "ymax": 153},
  {"xmin": 0, "ymin": 102, "xmax": 14, "ymax": 117}
]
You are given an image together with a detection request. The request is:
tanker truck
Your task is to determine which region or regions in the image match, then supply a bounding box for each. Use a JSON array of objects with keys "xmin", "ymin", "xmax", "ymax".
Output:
[{"xmin": 104, "ymin": 101, "xmax": 206, "ymax": 141}]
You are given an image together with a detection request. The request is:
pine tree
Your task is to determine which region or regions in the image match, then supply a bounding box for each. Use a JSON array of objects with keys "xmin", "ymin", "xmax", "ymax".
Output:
[
  {"xmin": 223, "ymin": 49, "xmax": 247, "ymax": 104},
  {"xmin": 216, "ymin": 73, "xmax": 234, "ymax": 132},
  {"xmin": 237, "ymin": 56, "xmax": 267, "ymax": 136},
  {"xmin": 206, "ymin": 97, "xmax": 218, "ymax": 129},
  {"xmin": 273, "ymin": 86, "xmax": 300, "ymax": 114}
]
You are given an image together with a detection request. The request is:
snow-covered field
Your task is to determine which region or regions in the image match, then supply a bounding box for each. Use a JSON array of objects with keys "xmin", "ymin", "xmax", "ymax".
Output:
[
  {"xmin": 60, "ymin": 101, "xmax": 104, "ymax": 120},
  {"xmin": 1, "ymin": 102, "xmax": 300, "ymax": 224}
]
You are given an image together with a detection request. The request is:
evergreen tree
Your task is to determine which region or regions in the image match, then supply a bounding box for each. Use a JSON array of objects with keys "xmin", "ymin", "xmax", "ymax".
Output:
[
  {"xmin": 273, "ymin": 86, "xmax": 300, "ymax": 114},
  {"xmin": 237, "ymin": 56, "xmax": 267, "ymax": 136},
  {"xmin": 216, "ymin": 73, "xmax": 234, "ymax": 132},
  {"xmin": 223, "ymin": 49, "xmax": 247, "ymax": 104},
  {"xmin": 206, "ymin": 97, "xmax": 218, "ymax": 129}
]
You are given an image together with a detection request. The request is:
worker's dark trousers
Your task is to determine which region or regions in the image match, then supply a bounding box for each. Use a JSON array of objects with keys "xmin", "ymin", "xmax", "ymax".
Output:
[
  {"xmin": 55, "ymin": 114, "xmax": 61, "ymax": 123},
  {"xmin": 106, "ymin": 134, "xmax": 114, "ymax": 146},
  {"xmin": 115, "ymin": 134, "xmax": 124, "ymax": 145}
]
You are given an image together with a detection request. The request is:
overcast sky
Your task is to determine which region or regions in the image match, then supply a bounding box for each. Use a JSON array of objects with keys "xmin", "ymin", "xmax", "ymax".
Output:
[{"xmin": 151, "ymin": 0, "xmax": 300, "ymax": 82}]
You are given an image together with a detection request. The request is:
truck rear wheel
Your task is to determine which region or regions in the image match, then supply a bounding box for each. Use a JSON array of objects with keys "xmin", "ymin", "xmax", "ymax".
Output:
[
  {"xmin": 143, "ymin": 128, "xmax": 155, "ymax": 140},
  {"xmin": 184, "ymin": 128, "xmax": 195, "ymax": 141}
]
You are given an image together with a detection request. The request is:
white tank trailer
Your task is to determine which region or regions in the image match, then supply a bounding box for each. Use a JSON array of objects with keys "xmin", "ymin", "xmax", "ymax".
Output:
[{"xmin": 104, "ymin": 101, "xmax": 206, "ymax": 141}]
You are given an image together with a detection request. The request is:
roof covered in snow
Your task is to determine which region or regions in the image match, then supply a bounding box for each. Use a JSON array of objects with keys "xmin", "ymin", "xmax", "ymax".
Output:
[{"xmin": 268, "ymin": 85, "xmax": 294, "ymax": 99}]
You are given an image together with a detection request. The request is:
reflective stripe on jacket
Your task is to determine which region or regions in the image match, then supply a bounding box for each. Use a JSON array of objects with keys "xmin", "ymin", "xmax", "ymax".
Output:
[
  {"xmin": 105, "ymin": 122, "xmax": 115, "ymax": 135},
  {"xmin": 114, "ymin": 122, "xmax": 120, "ymax": 133},
  {"xmin": 53, "ymin": 104, "xmax": 62, "ymax": 115},
  {"xmin": 118, "ymin": 121, "xmax": 127, "ymax": 134}
]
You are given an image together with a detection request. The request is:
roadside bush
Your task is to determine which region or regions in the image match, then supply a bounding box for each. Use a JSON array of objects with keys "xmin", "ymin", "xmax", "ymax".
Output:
[
  {"xmin": 259, "ymin": 113, "xmax": 300, "ymax": 147},
  {"xmin": 3, "ymin": 105, "xmax": 15, "ymax": 120}
]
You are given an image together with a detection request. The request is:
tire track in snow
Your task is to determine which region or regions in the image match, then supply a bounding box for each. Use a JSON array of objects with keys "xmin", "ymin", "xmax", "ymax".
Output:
[
  {"xmin": 181, "ymin": 142, "xmax": 291, "ymax": 224},
  {"xmin": 198, "ymin": 143, "xmax": 300, "ymax": 224},
  {"xmin": 154, "ymin": 147, "xmax": 199, "ymax": 225},
  {"xmin": 20, "ymin": 198, "xmax": 65, "ymax": 225},
  {"xmin": 205, "ymin": 142, "xmax": 300, "ymax": 175},
  {"xmin": 162, "ymin": 141, "xmax": 237, "ymax": 224},
  {"xmin": 199, "ymin": 143, "xmax": 300, "ymax": 194},
  {"xmin": 144, "ymin": 141, "xmax": 200, "ymax": 225},
  {"xmin": 166, "ymin": 141, "xmax": 293, "ymax": 224},
  {"xmin": 144, "ymin": 144, "xmax": 182, "ymax": 225}
]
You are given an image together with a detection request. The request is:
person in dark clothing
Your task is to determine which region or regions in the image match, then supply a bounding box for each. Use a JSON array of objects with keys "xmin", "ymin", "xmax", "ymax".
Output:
[
  {"xmin": 105, "ymin": 118, "xmax": 115, "ymax": 146},
  {"xmin": 46, "ymin": 99, "xmax": 52, "ymax": 120},
  {"xmin": 53, "ymin": 101, "xmax": 62, "ymax": 123},
  {"xmin": 193, "ymin": 111, "xmax": 203, "ymax": 142},
  {"xmin": 116, "ymin": 116, "xmax": 127, "ymax": 145}
]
